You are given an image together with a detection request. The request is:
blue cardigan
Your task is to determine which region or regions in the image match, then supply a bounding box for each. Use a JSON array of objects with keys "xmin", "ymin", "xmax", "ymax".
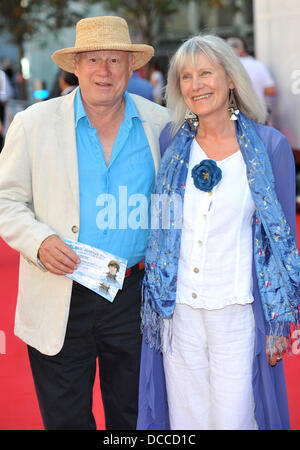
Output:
[{"xmin": 137, "ymin": 121, "xmax": 297, "ymax": 430}]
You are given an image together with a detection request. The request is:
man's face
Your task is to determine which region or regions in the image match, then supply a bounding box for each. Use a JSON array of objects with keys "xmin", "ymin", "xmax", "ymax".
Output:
[{"xmin": 74, "ymin": 50, "xmax": 134, "ymax": 108}]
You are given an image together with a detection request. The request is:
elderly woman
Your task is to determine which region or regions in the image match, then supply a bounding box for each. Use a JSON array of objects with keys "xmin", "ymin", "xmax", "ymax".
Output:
[{"xmin": 137, "ymin": 35, "xmax": 300, "ymax": 430}]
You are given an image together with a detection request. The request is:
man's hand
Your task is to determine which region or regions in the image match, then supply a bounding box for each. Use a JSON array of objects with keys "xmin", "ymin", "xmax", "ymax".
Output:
[
  {"xmin": 266, "ymin": 335, "xmax": 288, "ymax": 366},
  {"xmin": 38, "ymin": 234, "xmax": 80, "ymax": 275}
]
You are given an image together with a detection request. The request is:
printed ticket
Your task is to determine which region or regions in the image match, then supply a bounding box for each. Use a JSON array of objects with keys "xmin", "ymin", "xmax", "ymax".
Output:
[{"xmin": 64, "ymin": 239, "xmax": 128, "ymax": 302}]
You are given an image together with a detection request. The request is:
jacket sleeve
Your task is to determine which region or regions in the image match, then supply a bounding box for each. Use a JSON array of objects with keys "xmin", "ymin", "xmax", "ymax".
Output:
[
  {"xmin": 0, "ymin": 113, "xmax": 56, "ymax": 265},
  {"xmin": 159, "ymin": 122, "xmax": 172, "ymax": 157},
  {"xmin": 253, "ymin": 127, "xmax": 297, "ymax": 338},
  {"xmin": 271, "ymin": 132, "xmax": 297, "ymax": 336},
  {"xmin": 270, "ymin": 133, "xmax": 297, "ymax": 241}
]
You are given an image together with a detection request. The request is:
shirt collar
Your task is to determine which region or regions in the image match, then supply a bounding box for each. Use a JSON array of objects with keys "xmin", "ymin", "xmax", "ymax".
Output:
[
  {"xmin": 74, "ymin": 88, "xmax": 87, "ymax": 128},
  {"xmin": 74, "ymin": 88, "xmax": 143, "ymax": 128},
  {"xmin": 123, "ymin": 90, "xmax": 143, "ymax": 128}
]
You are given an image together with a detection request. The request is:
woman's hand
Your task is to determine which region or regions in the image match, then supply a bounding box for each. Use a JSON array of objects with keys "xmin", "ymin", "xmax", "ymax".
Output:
[{"xmin": 266, "ymin": 335, "xmax": 288, "ymax": 366}]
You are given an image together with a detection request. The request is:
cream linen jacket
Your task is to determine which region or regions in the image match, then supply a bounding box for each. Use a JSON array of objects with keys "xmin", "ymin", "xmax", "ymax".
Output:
[{"xmin": 0, "ymin": 88, "xmax": 170, "ymax": 355}]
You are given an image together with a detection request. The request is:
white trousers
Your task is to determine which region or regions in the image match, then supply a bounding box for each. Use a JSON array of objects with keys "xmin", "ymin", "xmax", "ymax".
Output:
[{"xmin": 162, "ymin": 303, "xmax": 257, "ymax": 430}]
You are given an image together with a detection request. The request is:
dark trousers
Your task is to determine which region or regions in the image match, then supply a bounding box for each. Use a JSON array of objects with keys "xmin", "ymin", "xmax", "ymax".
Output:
[{"xmin": 28, "ymin": 270, "xmax": 144, "ymax": 430}]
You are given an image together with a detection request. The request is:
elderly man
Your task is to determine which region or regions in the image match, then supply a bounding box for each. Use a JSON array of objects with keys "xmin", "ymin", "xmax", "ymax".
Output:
[{"xmin": 0, "ymin": 16, "xmax": 169, "ymax": 430}]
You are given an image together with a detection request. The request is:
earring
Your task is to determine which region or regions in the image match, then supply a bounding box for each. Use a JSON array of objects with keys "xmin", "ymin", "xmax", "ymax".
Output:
[
  {"xmin": 184, "ymin": 110, "xmax": 199, "ymax": 128},
  {"xmin": 228, "ymin": 89, "xmax": 239, "ymax": 120}
]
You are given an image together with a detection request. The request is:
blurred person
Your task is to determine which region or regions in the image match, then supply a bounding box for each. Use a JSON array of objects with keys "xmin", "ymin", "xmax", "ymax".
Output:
[
  {"xmin": 227, "ymin": 36, "xmax": 276, "ymax": 121},
  {"xmin": 33, "ymin": 79, "xmax": 49, "ymax": 102},
  {"xmin": 0, "ymin": 16, "xmax": 169, "ymax": 430},
  {"xmin": 127, "ymin": 70, "xmax": 154, "ymax": 101},
  {"xmin": 138, "ymin": 35, "xmax": 299, "ymax": 430},
  {"xmin": 59, "ymin": 70, "xmax": 78, "ymax": 95},
  {"xmin": 149, "ymin": 59, "xmax": 165, "ymax": 105},
  {"xmin": 0, "ymin": 68, "xmax": 13, "ymax": 151},
  {"xmin": 3, "ymin": 58, "xmax": 15, "ymax": 92},
  {"xmin": 49, "ymin": 70, "xmax": 64, "ymax": 98}
]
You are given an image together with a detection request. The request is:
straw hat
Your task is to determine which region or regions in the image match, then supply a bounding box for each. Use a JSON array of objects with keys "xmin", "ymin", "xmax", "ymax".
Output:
[{"xmin": 52, "ymin": 16, "xmax": 154, "ymax": 73}]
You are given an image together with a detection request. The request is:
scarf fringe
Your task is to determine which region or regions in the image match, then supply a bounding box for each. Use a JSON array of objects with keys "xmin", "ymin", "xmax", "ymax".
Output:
[
  {"xmin": 141, "ymin": 286, "xmax": 173, "ymax": 354},
  {"xmin": 265, "ymin": 307, "xmax": 300, "ymax": 358}
]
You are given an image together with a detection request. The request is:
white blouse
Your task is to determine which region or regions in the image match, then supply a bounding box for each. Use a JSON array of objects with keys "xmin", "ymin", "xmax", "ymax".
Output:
[{"xmin": 176, "ymin": 138, "xmax": 256, "ymax": 310}]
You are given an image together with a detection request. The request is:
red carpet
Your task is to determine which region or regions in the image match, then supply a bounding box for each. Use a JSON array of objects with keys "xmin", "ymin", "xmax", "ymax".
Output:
[
  {"xmin": 0, "ymin": 239, "xmax": 105, "ymax": 430},
  {"xmin": 0, "ymin": 215, "xmax": 300, "ymax": 430}
]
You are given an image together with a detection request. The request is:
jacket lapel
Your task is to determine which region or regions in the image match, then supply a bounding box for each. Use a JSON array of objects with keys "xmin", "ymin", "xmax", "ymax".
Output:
[
  {"xmin": 141, "ymin": 121, "xmax": 161, "ymax": 174},
  {"xmin": 129, "ymin": 94, "xmax": 163, "ymax": 174},
  {"xmin": 54, "ymin": 88, "xmax": 80, "ymax": 212}
]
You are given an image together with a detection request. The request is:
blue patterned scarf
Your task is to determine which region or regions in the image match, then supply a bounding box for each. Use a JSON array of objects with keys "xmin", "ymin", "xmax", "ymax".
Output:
[{"xmin": 141, "ymin": 112, "xmax": 300, "ymax": 352}]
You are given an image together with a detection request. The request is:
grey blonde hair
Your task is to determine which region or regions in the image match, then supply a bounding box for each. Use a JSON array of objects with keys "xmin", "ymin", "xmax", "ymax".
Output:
[{"xmin": 165, "ymin": 34, "xmax": 266, "ymax": 135}]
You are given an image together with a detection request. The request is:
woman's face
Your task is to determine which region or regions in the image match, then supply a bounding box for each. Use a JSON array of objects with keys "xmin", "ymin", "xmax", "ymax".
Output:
[{"xmin": 179, "ymin": 51, "xmax": 234, "ymax": 119}]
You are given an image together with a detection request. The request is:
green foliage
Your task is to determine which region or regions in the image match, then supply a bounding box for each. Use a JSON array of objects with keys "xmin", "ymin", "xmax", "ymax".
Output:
[
  {"xmin": 0, "ymin": 0, "xmax": 84, "ymax": 45},
  {"xmin": 86, "ymin": 0, "xmax": 190, "ymax": 44},
  {"xmin": 0, "ymin": 0, "xmax": 85, "ymax": 99},
  {"xmin": 84, "ymin": 0, "xmax": 251, "ymax": 44}
]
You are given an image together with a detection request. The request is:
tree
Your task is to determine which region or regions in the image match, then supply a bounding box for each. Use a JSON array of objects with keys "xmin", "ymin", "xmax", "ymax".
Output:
[
  {"xmin": 0, "ymin": 0, "xmax": 252, "ymax": 99},
  {"xmin": 88, "ymin": 0, "xmax": 190, "ymax": 46},
  {"xmin": 0, "ymin": 0, "xmax": 85, "ymax": 100},
  {"xmin": 87, "ymin": 0, "xmax": 252, "ymax": 48}
]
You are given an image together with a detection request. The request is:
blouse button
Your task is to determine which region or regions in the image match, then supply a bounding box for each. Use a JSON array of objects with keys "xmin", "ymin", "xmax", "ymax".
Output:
[
  {"xmin": 197, "ymin": 240, "xmax": 202, "ymax": 246},
  {"xmin": 72, "ymin": 225, "xmax": 79, "ymax": 234},
  {"xmin": 193, "ymin": 267, "xmax": 199, "ymax": 273},
  {"xmin": 192, "ymin": 293, "xmax": 197, "ymax": 299}
]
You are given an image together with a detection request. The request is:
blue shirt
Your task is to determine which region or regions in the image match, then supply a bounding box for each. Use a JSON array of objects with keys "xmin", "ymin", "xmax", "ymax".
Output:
[{"xmin": 75, "ymin": 88, "xmax": 155, "ymax": 267}]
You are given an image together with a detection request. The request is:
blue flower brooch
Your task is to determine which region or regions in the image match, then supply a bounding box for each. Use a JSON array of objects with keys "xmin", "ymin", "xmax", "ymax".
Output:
[{"xmin": 191, "ymin": 159, "xmax": 222, "ymax": 193}]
